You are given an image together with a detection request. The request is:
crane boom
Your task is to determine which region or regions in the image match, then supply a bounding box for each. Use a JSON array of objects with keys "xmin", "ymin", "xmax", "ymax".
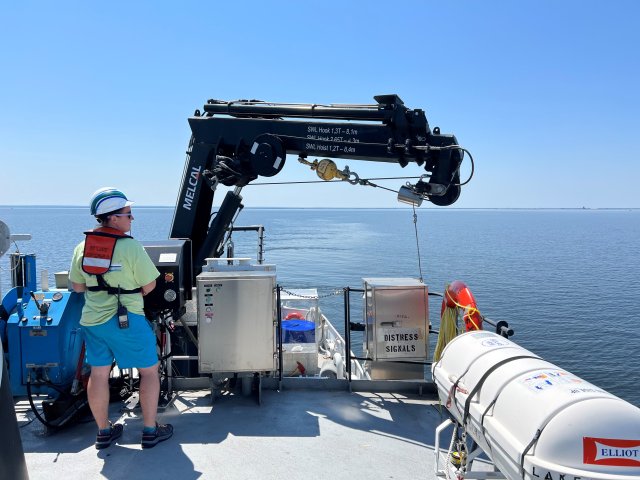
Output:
[{"xmin": 170, "ymin": 94, "xmax": 466, "ymax": 279}]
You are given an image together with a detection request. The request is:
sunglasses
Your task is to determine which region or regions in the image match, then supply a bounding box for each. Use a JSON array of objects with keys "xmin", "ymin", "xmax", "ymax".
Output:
[{"xmin": 111, "ymin": 213, "xmax": 133, "ymax": 219}]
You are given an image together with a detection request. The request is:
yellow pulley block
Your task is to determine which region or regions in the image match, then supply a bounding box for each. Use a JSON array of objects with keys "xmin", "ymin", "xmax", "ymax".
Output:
[
  {"xmin": 298, "ymin": 157, "xmax": 348, "ymax": 181},
  {"xmin": 315, "ymin": 159, "xmax": 346, "ymax": 181}
]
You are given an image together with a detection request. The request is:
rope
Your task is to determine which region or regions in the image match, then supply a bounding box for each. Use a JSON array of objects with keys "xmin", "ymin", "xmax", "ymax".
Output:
[
  {"xmin": 249, "ymin": 176, "xmax": 423, "ymax": 186},
  {"xmin": 434, "ymin": 306, "xmax": 460, "ymax": 362},
  {"xmin": 0, "ymin": 243, "xmax": 24, "ymax": 273},
  {"xmin": 445, "ymin": 424, "xmax": 457, "ymax": 480},
  {"xmin": 411, "ymin": 204, "xmax": 424, "ymax": 282},
  {"xmin": 247, "ymin": 149, "xmax": 473, "ymax": 205}
]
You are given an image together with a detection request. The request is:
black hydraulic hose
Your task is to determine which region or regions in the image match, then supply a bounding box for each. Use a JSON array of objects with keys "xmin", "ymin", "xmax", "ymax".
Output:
[
  {"xmin": 26, "ymin": 377, "xmax": 88, "ymax": 430},
  {"xmin": 26, "ymin": 378, "xmax": 60, "ymax": 429},
  {"xmin": 202, "ymin": 101, "xmax": 391, "ymax": 122}
]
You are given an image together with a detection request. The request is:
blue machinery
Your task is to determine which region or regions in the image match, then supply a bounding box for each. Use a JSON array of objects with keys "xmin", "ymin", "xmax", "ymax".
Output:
[
  {"xmin": 0, "ymin": 235, "xmax": 191, "ymax": 427},
  {"xmin": 1, "ymin": 249, "xmax": 87, "ymax": 427},
  {"xmin": 6, "ymin": 289, "xmax": 84, "ymax": 396}
]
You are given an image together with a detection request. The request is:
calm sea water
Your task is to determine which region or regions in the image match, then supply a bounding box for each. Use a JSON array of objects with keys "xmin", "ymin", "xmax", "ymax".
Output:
[{"xmin": 1, "ymin": 206, "xmax": 639, "ymax": 407}]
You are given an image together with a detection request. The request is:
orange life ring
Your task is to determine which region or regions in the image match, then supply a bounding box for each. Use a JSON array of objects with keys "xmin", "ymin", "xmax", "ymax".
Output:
[
  {"xmin": 441, "ymin": 280, "xmax": 482, "ymax": 331},
  {"xmin": 285, "ymin": 312, "xmax": 305, "ymax": 320}
]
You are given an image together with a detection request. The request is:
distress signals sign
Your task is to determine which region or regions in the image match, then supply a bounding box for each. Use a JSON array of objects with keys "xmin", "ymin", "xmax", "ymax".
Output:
[{"xmin": 378, "ymin": 327, "xmax": 425, "ymax": 359}]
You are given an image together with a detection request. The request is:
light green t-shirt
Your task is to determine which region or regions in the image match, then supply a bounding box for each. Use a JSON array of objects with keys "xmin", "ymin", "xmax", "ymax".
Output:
[{"xmin": 69, "ymin": 236, "xmax": 160, "ymax": 326}]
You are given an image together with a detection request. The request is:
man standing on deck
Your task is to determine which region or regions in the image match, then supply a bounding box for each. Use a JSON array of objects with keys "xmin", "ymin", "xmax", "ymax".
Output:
[{"xmin": 69, "ymin": 187, "xmax": 173, "ymax": 449}]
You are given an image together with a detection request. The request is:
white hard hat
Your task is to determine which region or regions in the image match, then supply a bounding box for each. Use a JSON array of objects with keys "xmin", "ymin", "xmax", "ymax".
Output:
[{"xmin": 89, "ymin": 187, "xmax": 134, "ymax": 216}]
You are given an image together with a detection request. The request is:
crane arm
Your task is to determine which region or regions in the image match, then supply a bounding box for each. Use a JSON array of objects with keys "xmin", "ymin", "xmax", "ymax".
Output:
[{"xmin": 170, "ymin": 94, "xmax": 468, "ymax": 277}]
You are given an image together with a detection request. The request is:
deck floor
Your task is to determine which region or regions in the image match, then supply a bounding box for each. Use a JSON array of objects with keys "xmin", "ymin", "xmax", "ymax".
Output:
[{"xmin": 16, "ymin": 387, "xmax": 460, "ymax": 480}]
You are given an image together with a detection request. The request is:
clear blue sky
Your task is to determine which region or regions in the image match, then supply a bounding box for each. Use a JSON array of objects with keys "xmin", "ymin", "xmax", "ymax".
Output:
[{"xmin": 1, "ymin": 1, "xmax": 639, "ymax": 209}]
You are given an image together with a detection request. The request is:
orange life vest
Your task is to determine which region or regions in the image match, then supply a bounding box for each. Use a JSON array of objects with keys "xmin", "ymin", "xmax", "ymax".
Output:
[
  {"xmin": 82, "ymin": 227, "xmax": 141, "ymax": 295},
  {"xmin": 82, "ymin": 227, "xmax": 130, "ymax": 275}
]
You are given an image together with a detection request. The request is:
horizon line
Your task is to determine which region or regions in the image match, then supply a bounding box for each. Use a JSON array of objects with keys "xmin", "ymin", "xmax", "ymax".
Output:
[{"xmin": 1, "ymin": 205, "xmax": 639, "ymax": 211}]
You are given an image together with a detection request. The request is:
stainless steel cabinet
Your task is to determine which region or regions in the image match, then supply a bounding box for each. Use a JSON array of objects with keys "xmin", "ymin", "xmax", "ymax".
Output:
[
  {"xmin": 197, "ymin": 271, "xmax": 276, "ymax": 373},
  {"xmin": 363, "ymin": 278, "xmax": 429, "ymax": 380}
]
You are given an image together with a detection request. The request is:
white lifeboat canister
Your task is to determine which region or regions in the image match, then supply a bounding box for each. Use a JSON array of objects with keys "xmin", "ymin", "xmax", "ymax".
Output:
[{"xmin": 432, "ymin": 331, "xmax": 640, "ymax": 480}]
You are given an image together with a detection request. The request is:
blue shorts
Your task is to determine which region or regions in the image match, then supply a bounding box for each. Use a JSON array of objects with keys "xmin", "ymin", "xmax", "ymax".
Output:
[{"xmin": 83, "ymin": 312, "xmax": 158, "ymax": 369}]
